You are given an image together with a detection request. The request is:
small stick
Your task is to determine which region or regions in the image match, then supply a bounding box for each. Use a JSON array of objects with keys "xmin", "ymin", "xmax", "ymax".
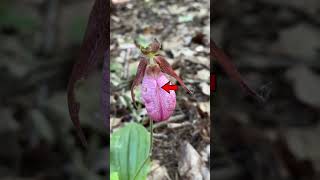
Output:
[{"xmin": 153, "ymin": 114, "xmax": 186, "ymax": 129}]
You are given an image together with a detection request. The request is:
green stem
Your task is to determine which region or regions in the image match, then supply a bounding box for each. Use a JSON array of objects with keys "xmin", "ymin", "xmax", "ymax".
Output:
[{"xmin": 150, "ymin": 118, "xmax": 153, "ymax": 153}]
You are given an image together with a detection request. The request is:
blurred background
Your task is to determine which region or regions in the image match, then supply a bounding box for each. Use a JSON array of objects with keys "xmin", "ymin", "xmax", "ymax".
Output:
[
  {"xmin": 0, "ymin": 0, "xmax": 107, "ymax": 179},
  {"xmin": 212, "ymin": 0, "xmax": 320, "ymax": 180},
  {"xmin": 110, "ymin": 0, "xmax": 210, "ymax": 179}
]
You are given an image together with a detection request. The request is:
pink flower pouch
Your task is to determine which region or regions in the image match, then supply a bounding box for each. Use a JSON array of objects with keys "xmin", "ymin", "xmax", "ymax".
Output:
[{"xmin": 141, "ymin": 71, "xmax": 176, "ymax": 121}]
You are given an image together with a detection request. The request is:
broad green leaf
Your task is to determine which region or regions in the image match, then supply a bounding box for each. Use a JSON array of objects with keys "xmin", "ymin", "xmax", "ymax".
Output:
[
  {"xmin": 110, "ymin": 172, "xmax": 120, "ymax": 180},
  {"xmin": 110, "ymin": 123, "xmax": 151, "ymax": 180}
]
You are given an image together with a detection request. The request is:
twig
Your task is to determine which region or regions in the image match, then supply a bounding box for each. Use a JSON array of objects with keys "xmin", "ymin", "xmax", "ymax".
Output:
[
  {"xmin": 153, "ymin": 133, "xmax": 168, "ymax": 139},
  {"xmin": 167, "ymin": 122, "xmax": 192, "ymax": 129},
  {"xmin": 153, "ymin": 114, "xmax": 186, "ymax": 129}
]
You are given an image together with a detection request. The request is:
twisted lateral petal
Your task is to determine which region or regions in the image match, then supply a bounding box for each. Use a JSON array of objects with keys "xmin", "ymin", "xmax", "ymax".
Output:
[
  {"xmin": 154, "ymin": 55, "xmax": 192, "ymax": 94},
  {"xmin": 141, "ymin": 71, "xmax": 176, "ymax": 121},
  {"xmin": 67, "ymin": 0, "xmax": 109, "ymax": 147},
  {"xmin": 210, "ymin": 40, "xmax": 265, "ymax": 103},
  {"xmin": 131, "ymin": 56, "xmax": 148, "ymax": 108}
]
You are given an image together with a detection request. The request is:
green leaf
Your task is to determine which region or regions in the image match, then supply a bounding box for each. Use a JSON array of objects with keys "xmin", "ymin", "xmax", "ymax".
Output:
[
  {"xmin": 135, "ymin": 35, "xmax": 150, "ymax": 49},
  {"xmin": 178, "ymin": 15, "xmax": 193, "ymax": 23},
  {"xmin": 111, "ymin": 62, "xmax": 122, "ymax": 73},
  {"xmin": 110, "ymin": 172, "xmax": 120, "ymax": 180},
  {"xmin": 110, "ymin": 123, "xmax": 151, "ymax": 180}
]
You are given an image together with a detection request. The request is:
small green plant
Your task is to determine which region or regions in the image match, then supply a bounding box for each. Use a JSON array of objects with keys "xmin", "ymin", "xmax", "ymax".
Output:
[{"xmin": 110, "ymin": 122, "xmax": 151, "ymax": 180}]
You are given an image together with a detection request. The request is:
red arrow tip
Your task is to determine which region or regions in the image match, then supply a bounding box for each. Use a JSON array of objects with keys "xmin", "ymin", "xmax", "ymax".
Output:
[
  {"xmin": 161, "ymin": 81, "xmax": 178, "ymax": 94},
  {"xmin": 161, "ymin": 82, "xmax": 171, "ymax": 93}
]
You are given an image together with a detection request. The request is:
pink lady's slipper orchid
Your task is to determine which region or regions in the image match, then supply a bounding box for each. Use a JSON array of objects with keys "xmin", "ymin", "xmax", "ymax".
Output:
[{"xmin": 131, "ymin": 39, "xmax": 192, "ymax": 121}]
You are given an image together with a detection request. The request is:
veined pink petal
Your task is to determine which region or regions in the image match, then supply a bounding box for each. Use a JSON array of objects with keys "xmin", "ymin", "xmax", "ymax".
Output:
[{"xmin": 141, "ymin": 71, "xmax": 176, "ymax": 121}]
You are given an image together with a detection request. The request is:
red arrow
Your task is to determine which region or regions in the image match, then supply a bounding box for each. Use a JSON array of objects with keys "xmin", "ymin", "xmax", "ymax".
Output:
[{"xmin": 161, "ymin": 81, "xmax": 178, "ymax": 93}]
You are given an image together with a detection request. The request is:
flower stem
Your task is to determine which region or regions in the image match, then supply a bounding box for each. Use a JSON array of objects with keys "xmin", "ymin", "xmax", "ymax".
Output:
[{"xmin": 133, "ymin": 119, "xmax": 153, "ymax": 180}]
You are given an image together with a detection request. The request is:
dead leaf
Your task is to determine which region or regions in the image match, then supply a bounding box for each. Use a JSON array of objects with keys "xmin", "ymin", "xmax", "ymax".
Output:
[
  {"xmin": 272, "ymin": 24, "xmax": 320, "ymax": 61},
  {"xmin": 286, "ymin": 66, "xmax": 320, "ymax": 108},
  {"xmin": 110, "ymin": 117, "xmax": 121, "ymax": 130},
  {"xmin": 200, "ymin": 145, "xmax": 210, "ymax": 163},
  {"xmin": 178, "ymin": 141, "xmax": 209, "ymax": 180},
  {"xmin": 199, "ymin": 82, "xmax": 210, "ymax": 96},
  {"xmin": 112, "ymin": 0, "xmax": 130, "ymax": 4},
  {"xmin": 198, "ymin": 102, "xmax": 210, "ymax": 116},
  {"xmin": 147, "ymin": 160, "xmax": 171, "ymax": 180},
  {"xmin": 196, "ymin": 69, "xmax": 210, "ymax": 81}
]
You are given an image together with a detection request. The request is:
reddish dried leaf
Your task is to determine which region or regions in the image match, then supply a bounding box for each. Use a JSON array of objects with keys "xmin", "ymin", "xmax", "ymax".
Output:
[
  {"xmin": 154, "ymin": 55, "xmax": 192, "ymax": 94},
  {"xmin": 210, "ymin": 39, "xmax": 265, "ymax": 103},
  {"xmin": 67, "ymin": 0, "xmax": 109, "ymax": 146},
  {"xmin": 131, "ymin": 56, "xmax": 148, "ymax": 108}
]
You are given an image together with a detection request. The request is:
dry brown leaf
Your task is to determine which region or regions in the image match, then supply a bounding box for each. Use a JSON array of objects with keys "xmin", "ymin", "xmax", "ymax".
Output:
[{"xmin": 178, "ymin": 141, "xmax": 210, "ymax": 180}]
